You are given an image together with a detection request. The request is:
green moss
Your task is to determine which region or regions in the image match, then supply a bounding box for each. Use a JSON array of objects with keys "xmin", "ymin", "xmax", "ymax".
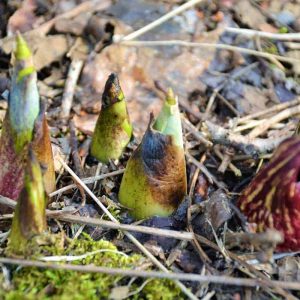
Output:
[
  {"xmin": 142, "ymin": 279, "xmax": 184, "ymax": 300},
  {"xmin": 279, "ymin": 27, "xmax": 288, "ymax": 33},
  {"xmin": 1, "ymin": 234, "xmax": 183, "ymax": 299},
  {"xmin": 264, "ymin": 44, "xmax": 278, "ymax": 55}
]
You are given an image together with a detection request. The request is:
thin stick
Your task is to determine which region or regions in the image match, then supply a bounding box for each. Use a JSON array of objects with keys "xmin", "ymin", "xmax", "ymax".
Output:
[
  {"xmin": 205, "ymin": 120, "xmax": 291, "ymax": 154},
  {"xmin": 248, "ymin": 105, "xmax": 300, "ymax": 138},
  {"xmin": 119, "ymin": 0, "xmax": 204, "ymax": 42},
  {"xmin": 214, "ymin": 146, "xmax": 242, "ymax": 177},
  {"xmin": 1, "ymin": 258, "xmax": 300, "ymax": 290},
  {"xmin": 49, "ymin": 169, "xmax": 125, "ymax": 197},
  {"xmin": 225, "ymin": 27, "xmax": 300, "ymax": 41},
  {"xmin": 58, "ymin": 158, "xmax": 198, "ymax": 300},
  {"xmin": 237, "ymin": 97, "xmax": 300, "ymax": 123},
  {"xmin": 182, "ymin": 118, "xmax": 212, "ymax": 147},
  {"xmin": 216, "ymin": 92, "xmax": 240, "ymax": 117},
  {"xmin": 186, "ymin": 152, "xmax": 227, "ymax": 190},
  {"xmin": 60, "ymin": 60, "xmax": 84, "ymax": 119},
  {"xmin": 120, "ymin": 40, "xmax": 300, "ymax": 64},
  {"xmin": 234, "ymin": 120, "xmax": 286, "ymax": 133}
]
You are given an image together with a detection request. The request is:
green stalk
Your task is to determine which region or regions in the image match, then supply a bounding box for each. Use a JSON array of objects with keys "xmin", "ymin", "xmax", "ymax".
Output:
[
  {"xmin": 0, "ymin": 34, "xmax": 55, "ymax": 206},
  {"xmin": 91, "ymin": 73, "xmax": 132, "ymax": 163},
  {"xmin": 10, "ymin": 33, "xmax": 39, "ymax": 152},
  {"xmin": 119, "ymin": 89, "xmax": 186, "ymax": 219},
  {"xmin": 0, "ymin": 34, "xmax": 39, "ymax": 202},
  {"xmin": 6, "ymin": 148, "xmax": 47, "ymax": 256}
]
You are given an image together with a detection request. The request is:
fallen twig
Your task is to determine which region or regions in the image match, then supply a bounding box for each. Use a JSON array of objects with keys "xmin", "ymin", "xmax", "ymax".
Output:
[
  {"xmin": 60, "ymin": 60, "xmax": 84, "ymax": 119},
  {"xmin": 214, "ymin": 146, "xmax": 241, "ymax": 176},
  {"xmin": 237, "ymin": 97, "xmax": 300, "ymax": 124},
  {"xmin": 186, "ymin": 152, "xmax": 227, "ymax": 189},
  {"xmin": 182, "ymin": 117, "xmax": 212, "ymax": 147},
  {"xmin": 225, "ymin": 27, "xmax": 300, "ymax": 41},
  {"xmin": 49, "ymin": 169, "xmax": 125, "ymax": 197},
  {"xmin": 205, "ymin": 121, "xmax": 290, "ymax": 154},
  {"xmin": 117, "ymin": 0, "xmax": 204, "ymax": 42},
  {"xmin": 119, "ymin": 40, "xmax": 300, "ymax": 64},
  {"xmin": 248, "ymin": 105, "xmax": 300, "ymax": 138},
  {"xmin": 1, "ymin": 257, "xmax": 300, "ymax": 290}
]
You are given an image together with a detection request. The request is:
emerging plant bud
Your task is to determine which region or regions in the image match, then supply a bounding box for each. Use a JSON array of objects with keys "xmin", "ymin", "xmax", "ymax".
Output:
[
  {"xmin": 91, "ymin": 73, "xmax": 132, "ymax": 163},
  {"xmin": 7, "ymin": 148, "xmax": 47, "ymax": 256},
  {"xmin": 238, "ymin": 137, "xmax": 300, "ymax": 251},
  {"xmin": 119, "ymin": 90, "xmax": 186, "ymax": 219},
  {"xmin": 32, "ymin": 101, "xmax": 56, "ymax": 195},
  {"xmin": 0, "ymin": 34, "xmax": 39, "ymax": 201}
]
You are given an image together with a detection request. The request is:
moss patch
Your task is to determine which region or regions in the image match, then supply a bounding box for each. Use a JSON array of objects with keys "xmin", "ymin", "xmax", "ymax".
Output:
[{"xmin": 0, "ymin": 234, "xmax": 183, "ymax": 299}]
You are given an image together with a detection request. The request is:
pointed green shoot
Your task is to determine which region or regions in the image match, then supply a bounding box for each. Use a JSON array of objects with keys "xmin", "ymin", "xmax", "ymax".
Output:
[
  {"xmin": 119, "ymin": 107, "xmax": 186, "ymax": 220},
  {"xmin": 91, "ymin": 73, "xmax": 132, "ymax": 163},
  {"xmin": 153, "ymin": 88, "xmax": 183, "ymax": 148},
  {"xmin": 15, "ymin": 33, "xmax": 32, "ymax": 60},
  {"xmin": 7, "ymin": 148, "xmax": 47, "ymax": 256},
  {"xmin": 9, "ymin": 33, "xmax": 39, "ymax": 153}
]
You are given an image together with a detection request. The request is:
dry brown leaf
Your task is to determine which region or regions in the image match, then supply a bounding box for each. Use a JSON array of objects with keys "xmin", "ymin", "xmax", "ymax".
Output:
[
  {"xmin": 33, "ymin": 35, "xmax": 69, "ymax": 70},
  {"xmin": 278, "ymin": 256, "xmax": 300, "ymax": 282},
  {"xmin": 240, "ymin": 85, "xmax": 269, "ymax": 114},
  {"xmin": 233, "ymin": 0, "xmax": 266, "ymax": 30},
  {"xmin": 73, "ymin": 114, "xmax": 98, "ymax": 136},
  {"xmin": 7, "ymin": 0, "xmax": 38, "ymax": 35},
  {"xmin": 109, "ymin": 286, "xmax": 130, "ymax": 300}
]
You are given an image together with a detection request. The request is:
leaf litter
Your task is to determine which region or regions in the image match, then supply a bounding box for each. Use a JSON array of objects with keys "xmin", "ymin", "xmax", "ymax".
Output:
[{"xmin": 0, "ymin": 0, "xmax": 300, "ymax": 299}]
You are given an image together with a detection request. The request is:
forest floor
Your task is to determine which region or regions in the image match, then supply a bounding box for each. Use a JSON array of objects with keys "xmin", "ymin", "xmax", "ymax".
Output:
[{"xmin": 0, "ymin": 0, "xmax": 300, "ymax": 299}]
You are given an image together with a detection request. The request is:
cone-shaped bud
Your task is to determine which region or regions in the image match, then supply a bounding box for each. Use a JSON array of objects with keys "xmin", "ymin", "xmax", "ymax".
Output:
[
  {"xmin": 7, "ymin": 148, "xmax": 47, "ymax": 256},
  {"xmin": 0, "ymin": 34, "xmax": 39, "ymax": 202},
  {"xmin": 119, "ymin": 91, "xmax": 186, "ymax": 219},
  {"xmin": 238, "ymin": 137, "xmax": 300, "ymax": 251},
  {"xmin": 32, "ymin": 101, "xmax": 56, "ymax": 195},
  {"xmin": 90, "ymin": 73, "xmax": 133, "ymax": 163}
]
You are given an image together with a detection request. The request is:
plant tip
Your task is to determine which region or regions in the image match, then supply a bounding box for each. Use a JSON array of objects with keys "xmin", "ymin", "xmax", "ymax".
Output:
[{"xmin": 15, "ymin": 33, "xmax": 32, "ymax": 61}]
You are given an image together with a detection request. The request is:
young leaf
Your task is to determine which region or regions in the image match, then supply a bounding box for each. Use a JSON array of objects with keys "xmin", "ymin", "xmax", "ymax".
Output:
[
  {"xmin": 238, "ymin": 137, "xmax": 300, "ymax": 251},
  {"xmin": 119, "ymin": 90, "xmax": 186, "ymax": 219},
  {"xmin": 90, "ymin": 73, "xmax": 132, "ymax": 163}
]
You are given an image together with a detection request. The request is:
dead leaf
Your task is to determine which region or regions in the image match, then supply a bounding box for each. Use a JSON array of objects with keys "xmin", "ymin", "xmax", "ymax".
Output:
[
  {"xmin": 223, "ymin": 83, "xmax": 269, "ymax": 115},
  {"xmin": 55, "ymin": 12, "xmax": 92, "ymax": 36},
  {"xmin": 286, "ymin": 50, "xmax": 300, "ymax": 75},
  {"xmin": 52, "ymin": 137, "xmax": 71, "ymax": 173},
  {"xmin": 109, "ymin": 286, "xmax": 130, "ymax": 300},
  {"xmin": 33, "ymin": 35, "xmax": 69, "ymax": 70},
  {"xmin": 7, "ymin": 0, "xmax": 38, "ymax": 35},
  {"xmin": 192, "ymin": 189, "xmax": 231, "ymax": 240},
  {"xmin": 73, "ymin": 114, "xmax": 98, "ymax": 136},
  {"xmin": 233, "ymin": 0, "xmax": 266, "ymax": 30},
  {"xmin": 278, "ymin": 256, "xmax": 300, "ymax": 282}
]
